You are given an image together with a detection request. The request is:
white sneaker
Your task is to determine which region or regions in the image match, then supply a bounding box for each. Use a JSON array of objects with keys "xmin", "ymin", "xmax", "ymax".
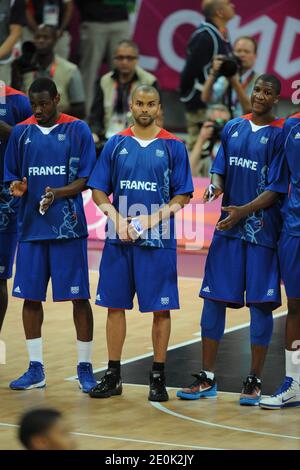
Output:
[{"xmin": 259, "ymin": 376, "xmax": 300, "ymax": 410}]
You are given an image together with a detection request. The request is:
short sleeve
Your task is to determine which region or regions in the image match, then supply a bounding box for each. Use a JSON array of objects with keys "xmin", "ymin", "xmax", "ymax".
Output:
[
  {"xmin": 75, "ymin": 121, "xmax": 96, "ymax": 178},
  {"xmin": 169, "ymin": 140, "xmax": 194, "ymax": 197},
  {"xmin": 265, "ymin": 131, "xmax": 289, "ymax": 194},
  {"xmin": 87, "ymin": 136, "xmax": 118, "ymax": 195}
]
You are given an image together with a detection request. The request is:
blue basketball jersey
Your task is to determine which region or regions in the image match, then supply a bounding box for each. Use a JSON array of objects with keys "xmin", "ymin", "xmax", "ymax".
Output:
[
  {"xmin": 211, "ymin": 114, "xmax": 288, "ymax": 249},
  {"xmin": 0, "ymin": 86, "xmax": 32, "ymax": 233},
  {"xmin": 281, "ymin": 113, "xmax": 300, "ymax": 236},
  {"xmin": 4, "ymin": 114, "xmax": 96, "ymax": 241},
  {"xmin": 88, "ymin": 127, "xmax": 194, "ymax": 249}
]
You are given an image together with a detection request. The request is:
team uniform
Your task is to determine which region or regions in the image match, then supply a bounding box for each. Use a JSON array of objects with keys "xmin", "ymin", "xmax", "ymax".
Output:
[
  {"xmin": 4, "ymin": 113, "xmax": 96, "ymax": 301},
  {"xmin": 176, "ymin": 113, "xmax": 288, "ymax": 405},
  {"xmin": 259, "ymin": 113, "xmax": 300, "ymax": 410},
  {"xmin": 88, "ymin": 127, "xmax": 194, "ymax": 312},
  {"xmin": 0, "ymin": 86, "xmax": 32, "ymax": 280},
  {"xmin": 278, "ymin": 113, "xmax": 300, "ymax": 298},
  {"xmin": 200, "ymin": 114, "xmax": 288, "ymax": 309}
]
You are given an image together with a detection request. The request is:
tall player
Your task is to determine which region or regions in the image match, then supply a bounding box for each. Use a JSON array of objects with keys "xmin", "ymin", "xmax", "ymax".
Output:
[
  {"xmin": 0, "ymin": 83, "xmax": 32, "ymax": 332},
  {"xmin": 88, "ymin": 85, "xmax": 193, "ymax": 402},
  {"xmin": 260, "ymin": 113, "xmax": 300, "ymax": 409},
  {"xmin": 4, "ymin": 78, "xmax": 97, "ymax": 392},
  {"xmin": 177, "ymin": 74, "xmax": 288, "ymax": 405}
]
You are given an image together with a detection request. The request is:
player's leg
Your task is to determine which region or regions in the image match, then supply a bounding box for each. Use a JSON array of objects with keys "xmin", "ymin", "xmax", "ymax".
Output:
[
  {"xmin": 134, "ymin": 246, "xmax": 179, "ymax": 402},
  {"xmin": 0, "ymin": 232, "xmax": 17, "ymax": 331},
  {"xmin": 242, "ymin": 244, "xmax": 280, "ymax": 406},
  {"xmin": 89, "ymin": 243, "xmax": 134, "ymax": 398},
  {"xmin": 178, "ymin": 235, "xmax": 245, "ymax": 400},
  {"xmin": 50, "ymin": 238, "xmax": 96, "ymax": 393},
  {"xmin": 260, "ymin": 233, "xmax": 300, "ymax": 409},
  {"xmin": 9, "ymin": 241, "xmax": 48, "ymax": 390}
]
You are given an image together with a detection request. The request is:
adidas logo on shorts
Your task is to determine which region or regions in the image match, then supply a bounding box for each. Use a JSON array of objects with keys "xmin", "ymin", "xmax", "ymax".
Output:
[
  {"xmin": 161, "ymin": 297, "xmax": 169, "ymax": 305},
  {"xmin": 14, "ymin": 286, "xmax": 21, "ymax": 293},
  {"xmin": 96, "ymin": 294, "xmax": 101, "ymax": 301},
  {"xmin": 202, "ymin": 286, "xmax": 211, "ymax": 293},
  {"xmin": 71, "ymin": 286, "xmax": 79, "ymax": 294},
  {"xmin": 0, "ymin": 266, "xmax": 5, "ymax": 274},
  {"xmin": 267, "ymin": 289, "xmax": 274, "ymax": 296}
]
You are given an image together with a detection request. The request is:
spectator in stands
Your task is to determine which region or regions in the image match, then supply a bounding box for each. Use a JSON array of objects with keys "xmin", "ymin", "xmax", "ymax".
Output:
[
  {"xmin": 24, "ymin": 0, "xmax": 74, "ymax": 60},
  {"xmin": 180, "ymin": 0, "xmax": 235, "ymax": 150},
  {"xmin": 18, "ymin": 408, "xmax": 76, "ymax": 450},
  {"xmin": 201, "ymin": 36, "xmax": 258, "ymax": 117},
  {"xmin": 76, "ymin": 0, "xmax": 131, "ymax": 115},
  {"xmin": 0, "ymin": 0, "xmax": 25, "ymax": 85},
  {"xmin": 12, "ymin": 24, "xmax": 85, "ymax": 118},
  {"xmin": 89, "ymin": 39, "xmax": 159, "ymax": 146},
  {"xmin": 189, "ymin": 104, "xmax": 230, "ymax": 177}
]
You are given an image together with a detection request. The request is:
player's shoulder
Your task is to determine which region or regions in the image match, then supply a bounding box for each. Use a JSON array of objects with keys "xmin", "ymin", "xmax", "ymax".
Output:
[
  {"xmin": 156, "ymin": 128, "xmax": 183, "ymax": 143},
  {"xmin": 2, "ymin": 86, "xmax": 27, "ymax": 99},
  {"xmin": 284, "ymin": 113, "xmax": 300, "ymax": 129}
]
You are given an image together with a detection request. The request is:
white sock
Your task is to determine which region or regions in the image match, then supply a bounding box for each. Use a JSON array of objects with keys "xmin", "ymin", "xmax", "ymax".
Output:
[
  {"xmin": 285, "ymin": 349, "xmax": 300, "ymax": 383},
  {"xmin": 26, "ymin": 338, "xmax": 43, "ymax": 364},
  {"xmin": 77, "ymin": 340, "xmax": 93, "ymax": 365},
  {"xmin": 203, "ymin": 370, "xmax": 214, "ymax": 380}
]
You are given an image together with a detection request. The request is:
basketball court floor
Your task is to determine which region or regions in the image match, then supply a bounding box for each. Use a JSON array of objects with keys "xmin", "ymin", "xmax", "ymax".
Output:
[{"xmin": 0, "ymin": 247, "xmax": 299, "ymax": 450}]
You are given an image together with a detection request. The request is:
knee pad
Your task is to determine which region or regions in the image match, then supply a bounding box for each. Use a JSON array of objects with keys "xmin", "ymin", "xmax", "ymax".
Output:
[
  {"xmin": 250, "ymin": 305, "xmax": 273, "ymax": 346},
  {"xmin": 201, "ymin": 299, "xmax": 226, "ymax": 341}
]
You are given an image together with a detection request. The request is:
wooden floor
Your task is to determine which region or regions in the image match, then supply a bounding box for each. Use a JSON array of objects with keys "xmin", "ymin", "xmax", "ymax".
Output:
[{"xmin": 0, "ymin": 272, "xmax": 299, "ymax": 450}]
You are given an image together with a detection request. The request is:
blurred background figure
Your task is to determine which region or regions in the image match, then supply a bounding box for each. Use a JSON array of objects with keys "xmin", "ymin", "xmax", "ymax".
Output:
[
  {"xmin": 18, "ymin": 408, "xmax": 76, "ymax": 450},
  {"xmin": 0, "ymin": 0, "xmax": 25, "ymax": 85},
  {"xmin": 12, "ymin": 24, "xmax": 85, "ymax": 118},
  {"xmin": 76, "ymin": 0, "xmax": 133, "ymax": 115},
  {"xmin": 189, "ymin": 104, "xmax": 230, "ymax": 177},
  {"xmin": 89, "ymin": 39, "xmax": 159, "ymax": 153},
  {"xmin": 201, "ymin": 36, "xmax": 258, "ymax": 117},
  {"xmin": 24, "ymin": 0, "xmax": 74, "ymax": 60},
  {"xmin": 180, "ymin": 0, "xmax": 235, "ymax": 151}
]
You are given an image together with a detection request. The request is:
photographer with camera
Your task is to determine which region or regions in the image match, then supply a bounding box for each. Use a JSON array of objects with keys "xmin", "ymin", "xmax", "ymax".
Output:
[
  {"xmin": 180, "ymin": 0, "xmax": 235, "ymax": 151},
  {"xmin": 11, "ymin": 24, "xmax": 85, "ymax": 118},
  {"xmin": 202, "ymin": 36, "xmax": 258, "ymax": 117},
  {"xmin": 189, "ymin": 104, "xmax": 230, "ymax": 177}
]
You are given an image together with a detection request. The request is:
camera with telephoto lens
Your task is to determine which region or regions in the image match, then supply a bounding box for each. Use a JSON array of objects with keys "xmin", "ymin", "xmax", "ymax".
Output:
[
  {"xmin": 210, "ymin": 118, "xmax": 226, "ymax": 142},
  {"xmin": 13, "ymin": 41, "xmax": 38, "ymax": 74},
  {"xmin": 217, "ymin": 54, "xmax": 242, "ymax": 78}
]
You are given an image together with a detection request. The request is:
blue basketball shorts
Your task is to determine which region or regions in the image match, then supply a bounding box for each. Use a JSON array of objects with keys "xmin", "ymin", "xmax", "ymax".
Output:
[
  {"xmin": 0, "ymin": 232, "xmax": 17, "ymax": 280},
  {"xmin": 96, "ymin": 242, "xmax": 179, "ymax": 313},
  {"xmin": 12, "ymin": 238, "xmax": 90, "ymax": 301},
  {"xmin": 279, "ymin": 232, "xmax": 300, "ymax": 299},
  {"xmin": 200, "ymin": 234, "xmax": 281, "ymax": 309}
]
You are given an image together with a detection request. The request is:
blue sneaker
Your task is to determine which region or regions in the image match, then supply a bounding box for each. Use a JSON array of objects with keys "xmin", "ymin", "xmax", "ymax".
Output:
[
  {"xmin": 240, "ymin": 375, "xmax": 262, "ymax": 406},
  {"xmin": 10, "ymin": 362, "xmax": 45, "ymax": 390},
  {"xmin": 177, "ymin": 371, "xmax": 217, "ymax": 400},
  {"xmin": 77, "ymin": 362, "xmax": 97, "ymax": 393}
]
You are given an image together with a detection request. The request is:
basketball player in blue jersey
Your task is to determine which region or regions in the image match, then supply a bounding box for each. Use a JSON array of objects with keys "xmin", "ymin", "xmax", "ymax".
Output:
[
  {"xmin": 260, "ymin": 113, "xmax": 300, "ymax": 409},
  {"xmin": 0, "ymin": 84, "xmax": 32, "ymax": 332},
  {"xmin": 4, "ymin": 78, "xmax": 97, "ymax": 392},
  {"xmin": 88, "ymin": 85, "xmax": 194, "ymax": 401},
  {"xmin": 177, "ymin": 74, "xmax": 289, "ymax": 406}
]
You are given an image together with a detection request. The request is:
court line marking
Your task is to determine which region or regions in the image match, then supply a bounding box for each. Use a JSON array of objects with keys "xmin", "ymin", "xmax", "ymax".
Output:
[
  {"xmin": 65, "ymin": 310, "xmax": 287, "ymax": 381},
  {"xmin": 150, "ymin": 403, "xmax": 300, "ymax": 441},
  {"xmin": 0, "ymin": 422, "xmax": 223, "ymax": 450}
]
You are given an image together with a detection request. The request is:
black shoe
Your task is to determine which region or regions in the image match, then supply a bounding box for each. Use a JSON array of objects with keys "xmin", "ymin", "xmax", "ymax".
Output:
[
  {"xmin": 148, "ymin": 371, "xmax": 169, "ymax": 402},
  {"xmin": 89, "ymin": 368, "xmax": 122, "ymax": 398}
]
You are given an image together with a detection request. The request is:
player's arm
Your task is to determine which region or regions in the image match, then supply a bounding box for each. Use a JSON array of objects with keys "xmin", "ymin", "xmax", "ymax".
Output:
[
  {"xmin": 217, "ymin": 190, "xmax": 278, "ymax": 231},
  {"xmin": 92, "ymin": 189, "xmax": 131, "ymax": 242},
  {"xmin": 128, "ymin": 193, "xmax": 191, "ymax": 241},
  {"xmin": 0, "ymin": 121, "xmax": 12, "ymax": 141},
  {"xmin": 40, "ymin": 177, "xmax": 88, "ymax": 214}
]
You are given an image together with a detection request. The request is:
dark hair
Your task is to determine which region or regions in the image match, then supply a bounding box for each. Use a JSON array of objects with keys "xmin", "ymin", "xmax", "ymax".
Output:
[
  {"xmin": 131, "ymin": 85, "xmax": 160, "ymax": 102},
  {"xmin": 203, "ymin": 0, "xmax": 223, "ymax": 19},
  {"xmin": 234, "ymin": 36, "xmax": 258, "ymax": 54},
  {"xmin": 255, "ymin": 74, "xmax": 281, "ymax": 95},
  {"xmin": 28, "ymin": 77, "xmax": 58, "ymax": 99},
  {"xmin": 19, "ymin": 408, "xmax": 62, "ymax": 449},
  {"xmin": 115, "ymin": 39, "xmax": 139, "ymax": 55}
]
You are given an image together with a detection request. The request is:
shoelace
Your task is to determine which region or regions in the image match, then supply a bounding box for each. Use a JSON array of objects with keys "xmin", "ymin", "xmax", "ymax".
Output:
[
  {"xmin": 187, "ymin": 373, "xmax": 210, "ymax": 388},
  {"xmin": 243, "ymin": 377, "xmax": 260, "ymax": 394},
  {"xmin": 272, "ymin": 377, "xmax": 293, "ymax": 397}
]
